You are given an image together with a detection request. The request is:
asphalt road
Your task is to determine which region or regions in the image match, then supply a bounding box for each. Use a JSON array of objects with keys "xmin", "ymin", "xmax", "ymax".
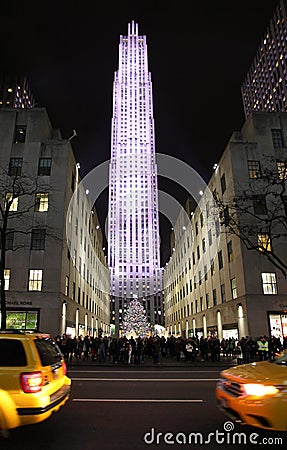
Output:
[{"xmin": 2, "ymin": 366, "xmax": 286, "ymax": 450}]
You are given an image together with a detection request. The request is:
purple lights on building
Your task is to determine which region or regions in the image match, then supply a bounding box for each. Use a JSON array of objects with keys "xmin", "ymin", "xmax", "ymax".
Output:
[{"xmin": 108, "ymin": 21, "xmax": 163, "ymax": 333}]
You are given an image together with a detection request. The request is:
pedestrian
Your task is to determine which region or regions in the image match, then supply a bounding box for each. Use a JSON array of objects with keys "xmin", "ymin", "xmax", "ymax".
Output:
[{"xmin": 152, "ymin": 336, "xmax": 161, "ymax": 364}]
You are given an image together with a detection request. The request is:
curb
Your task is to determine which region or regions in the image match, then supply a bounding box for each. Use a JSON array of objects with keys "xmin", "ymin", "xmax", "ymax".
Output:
[{"xmin": 67, "ymin": 358, "xmax": 238, "ymax": 369}]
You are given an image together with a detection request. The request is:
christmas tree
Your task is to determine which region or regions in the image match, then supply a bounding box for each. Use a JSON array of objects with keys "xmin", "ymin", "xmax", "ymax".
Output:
[{"xmin": 122, "ymin": 298, "xmax": 150, "ymax": 337}]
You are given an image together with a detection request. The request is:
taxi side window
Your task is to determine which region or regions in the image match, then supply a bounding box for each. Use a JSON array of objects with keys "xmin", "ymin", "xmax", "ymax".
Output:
[{"xmin": 0, "ymin": 339, "xmax": 27, "ymax": 366}]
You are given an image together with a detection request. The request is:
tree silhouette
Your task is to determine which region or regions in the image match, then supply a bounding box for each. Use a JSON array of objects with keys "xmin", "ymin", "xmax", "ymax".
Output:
[
  {"xmin": 0, "ymin": 166, "xmax": 53, "ymax": 329},
  {"xmin": 215, "ymin": 155, "xmax": 287, "ymax": 278}
]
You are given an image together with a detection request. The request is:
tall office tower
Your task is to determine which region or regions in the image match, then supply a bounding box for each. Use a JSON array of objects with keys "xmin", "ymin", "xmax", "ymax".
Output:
[
  {"xmin": 0, "ymin": 74, "xmax": 35, "ymax": 109},
  {"xmin": 241, "ymin": 0, "xmax": 287, "ymax": 118},
  {"xmin": 108, "ymin": 21, "xmax": 163, "ymax": 335}
]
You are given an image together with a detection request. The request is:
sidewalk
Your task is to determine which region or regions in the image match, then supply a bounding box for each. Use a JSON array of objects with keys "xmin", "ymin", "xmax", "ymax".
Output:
[{"xmin": 67, "ymin": 355, "xmax": 238, "ymax": 368}]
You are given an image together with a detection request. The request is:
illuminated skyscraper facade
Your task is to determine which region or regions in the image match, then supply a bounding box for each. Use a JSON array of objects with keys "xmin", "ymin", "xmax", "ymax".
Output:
[
  {"xmin": 0, "ymin": 74, "xmax": 35, "ymax": 109},
  {"xmin": 242, "ymin": 0, "xmax": 287, "ymax": 118},
  {"xmin": 108, "ymin": 21, "xmax": 163, "ymax": 334}
]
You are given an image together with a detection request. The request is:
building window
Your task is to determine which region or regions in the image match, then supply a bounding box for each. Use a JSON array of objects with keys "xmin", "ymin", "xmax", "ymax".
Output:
[
  {"xmin": 200, "ymin": 297, "xmax": 203, "ymax": 311},
  {"xmin": 38, "ymin": 158, "xmax": 52, "ymax": 176},
  {"xmin": 208, "ymin": 229, "xmax": 212, "ymax": 246},
  {"xmin": 218, "ymin": 250, "xmax": 223, "ymax": 269},
  {"xmin": 28, "ymin": 269, "xmax": 43, "ymax": 291},
  {"xmin": 261, "ymin": 272, "xmax": 277, "ymax": 295},
  {"xmin": 220, "ymin": 283, "xmax": 226, "ymax": 302},
  {"xmin": 31, "ymin": 229, "xmax": 46, "ymax": 250},
  {"xmin": 271, "ymin": 129, "xmax": 283, "ymax": 148},
  {"xmin": 220, "ymin": 173, "xmax": 226, "ymax": 194},
  {"xmin": 215, "ymin": 219, "xmax": 220, "ymax": 237},
  {"xmin": 206, "ymin": 293, "xmax": 210, "ymax": 308},
  {"xmin": 8, "ymin": 157, "xmax": 23, "ymax": 176},
  {"xmin": 227, "ymin": 240, "xmax": 233, "ymax": 262},
  {"xmin": 223, "ymin": 206, "xmax": 230, "ymax": 226},
  {"xmin": 210, "ymin": 260, "xmax": 215, "ymax": 276},
  {"xmin": 14, "ymin": 125, "xmax": 27, "ymax": 144},
  {"xmin": 200, "ymin": 213, "xmax": 203, "ymax": 227},
  {"xmin": 277, "ymin": 161, "xmax": 287, "ymax": 180},
  {"xmin": 6, "ymin": 231, "xmax": 14, "ymax": 250},
  {"xmin": 202, "ymin": 238, "xmax": 206, "ymax": 253},
  {"xmin": 65, "ymin": 276, "xmax": 69, "ymax": 296},
  {"xmin": 253, "ymin": 195, "xmax": 267, "ymax": 215},
  {"xmin": 5, "ymin": 193, "xmax": 18, "ymax": 211},
  {"xmin": 4, "ymin": 269, "xmax": 10, "ymax": 290},
  {"xmin": 35, "ymin": 193, "xmax": 49, "ymax": 212},
  {"xmin": 248, "ymin": 160, "xmax": 261, "ymax": 179},
  {"xmin": 258, "ymin": 233, "xmax": 271, "ymax": 252},
  {"xmin": 212, "ymin": 288, "xmax": 217, "ymax": 306},
  {"xmin": 231, "ymin": 278, "xmax": 237, "ymax": 299}
]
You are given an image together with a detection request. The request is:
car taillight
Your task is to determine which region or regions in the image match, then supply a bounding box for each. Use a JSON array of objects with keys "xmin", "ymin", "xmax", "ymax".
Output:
[
  {"xmin": 20, "ymin": 372, "xmax": 43, "ymax": 393},
  {"xmin": 62, "ymin": 361, "xmax": 67, "ymax": 375}
]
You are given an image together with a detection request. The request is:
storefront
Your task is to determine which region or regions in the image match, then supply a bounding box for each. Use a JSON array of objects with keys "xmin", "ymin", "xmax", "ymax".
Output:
[
  {"xmin": 195, "ymin": 327, "xmax": 204, "ymax": 339},
  {"xmin": 1, "ymin": 308, "xmax": 40, "ymax": 331},
  {"xmin": 207, "ymin": 325, "xmax": 218, "ymax": 337},
  {"xmin": 268, "ymin": 312, "xmax": 287, "ymax": 343},
  {"xmin": 222, "ymin": 323, "xmax": 238, "ymax": 340}
]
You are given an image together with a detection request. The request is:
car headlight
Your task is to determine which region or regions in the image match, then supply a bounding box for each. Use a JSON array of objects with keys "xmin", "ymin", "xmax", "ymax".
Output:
[{"xmin": 243, "ymin": 383, "xmax": 279, "ymax": 397}]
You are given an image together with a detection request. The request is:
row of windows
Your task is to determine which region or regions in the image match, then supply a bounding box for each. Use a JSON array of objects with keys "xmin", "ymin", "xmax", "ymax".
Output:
[
  {"xmin": 166, "ymin": 272, "xmax": 278, "ymax": 322},
  {"xmin": 167, "ymin": 231, "xmax": 272, "ymax": 296},
  {"xmin": 8, "ymin": 157, "xmax": 52, "ymax": 176},
  {"xmin": 67, "ymin": 278, "xmax": 107, "ymax": 317},
  {"xmin": 167, "ymin": 277, "xmax": 237, "ymax": 311},
  {"xmin": 2, "ymin": 229, "xmax": 46, "ymax": 251},
  {"xmin": 4, "ymin": 269, "xmax": 109, "ymax": 317},
  {"xmin": 4, "ymin": 269, "xmax": 43, "ymax": 291},
  {"xmin": 247, "ymin": 158, "xmax": 287, "ymax": 179},
  {"xmin": 6, "ymin": 192, "xmax": 49, "ymax": 212}
]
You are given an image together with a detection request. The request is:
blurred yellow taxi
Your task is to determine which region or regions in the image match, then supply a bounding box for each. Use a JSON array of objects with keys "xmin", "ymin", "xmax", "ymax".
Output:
[
  {"xmin": 216, "ymin": 350, "xmax": 287, "ymax": 431},
  {"xmin": 0, "ymin": 330, "xmax": 71, "ymax": 433}
]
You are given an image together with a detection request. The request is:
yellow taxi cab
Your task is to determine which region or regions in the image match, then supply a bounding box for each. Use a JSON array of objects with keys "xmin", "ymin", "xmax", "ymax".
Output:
[
  {"xmin": 216, "ymin": 350, "xmax": 287, "ymax": 431},
  {"xmin": 0, "ymin": 330, "xmax": 71, "ymax": 433}
]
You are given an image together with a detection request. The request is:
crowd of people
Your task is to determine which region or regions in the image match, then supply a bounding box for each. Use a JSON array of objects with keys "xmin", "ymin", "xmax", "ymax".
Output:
[{"xmin": 55, "ymin": 333, "xmax": 287, "ymax": 365}]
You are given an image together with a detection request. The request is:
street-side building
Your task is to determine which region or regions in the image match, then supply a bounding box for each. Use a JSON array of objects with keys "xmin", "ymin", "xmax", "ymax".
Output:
[
  {"xmin": 164, "ymin": 112, "xmax": 287, "ymax": 342},
  {"xmin": 241, "ymin": 0, "xmax": 287, "ymax": 118},
  {"xmin": 0, "ymin": 107, "xmax": 110, "ymax": 337}
]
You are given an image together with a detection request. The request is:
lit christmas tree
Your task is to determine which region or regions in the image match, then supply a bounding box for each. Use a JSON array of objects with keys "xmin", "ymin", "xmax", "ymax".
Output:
[{"xmin": 122, "ymin": 298, "xmax": 150, "ymax": 337}]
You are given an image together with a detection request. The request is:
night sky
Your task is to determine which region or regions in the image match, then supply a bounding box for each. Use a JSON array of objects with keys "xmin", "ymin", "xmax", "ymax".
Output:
[{"xmin": 0, "ymin": 0, "xmax": 279, "ymax": 262}]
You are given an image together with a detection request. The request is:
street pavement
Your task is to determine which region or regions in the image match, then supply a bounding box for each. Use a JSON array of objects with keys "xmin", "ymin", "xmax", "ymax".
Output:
[
  {"xmin": 5, "ymin": 363, "xmax": 285, "ymax": 450},
  {"xmin": 67, "ymin": 354, "xmax": 238, "ymax": 368}
]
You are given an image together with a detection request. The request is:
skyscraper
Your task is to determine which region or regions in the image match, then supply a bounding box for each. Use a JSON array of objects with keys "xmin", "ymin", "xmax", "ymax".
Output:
[
  {"xmin": 108, "ymin": 21, "xmax": 163, "ymax": 335},
  {"xmin": 0, "ymin": 74, "xmax": 35, "ymax": 109},
  {"xmin": 241, "ymin": 0, "xmax": 287, "ymax": 118}
]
